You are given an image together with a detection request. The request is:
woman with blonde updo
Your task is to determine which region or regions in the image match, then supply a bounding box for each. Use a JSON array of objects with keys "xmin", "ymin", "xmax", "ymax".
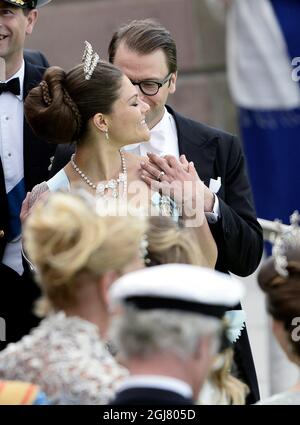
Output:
[
  {"xmin": 256, "ymin": 217, "xmax": 300, "ymax": 405},
  {"xmin": 0, "ymin": 191, "xmax": 147, "ymax": 405}
]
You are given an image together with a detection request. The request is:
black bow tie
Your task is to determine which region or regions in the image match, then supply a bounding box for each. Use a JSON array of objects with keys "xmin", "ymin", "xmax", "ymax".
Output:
[{"xmin": 0, "ymin": 78, "xmax": 21, "ymax": 96}]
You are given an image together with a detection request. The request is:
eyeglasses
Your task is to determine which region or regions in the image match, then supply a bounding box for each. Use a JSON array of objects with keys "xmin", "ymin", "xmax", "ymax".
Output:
[{"xmin": 130, "ymin": 73, "xmax": 173, "ymax": 96}]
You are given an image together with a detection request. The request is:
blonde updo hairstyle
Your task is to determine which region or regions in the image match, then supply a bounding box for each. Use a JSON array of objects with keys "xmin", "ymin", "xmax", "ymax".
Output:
[
  {"xmin": 209, "ymin": 348, "xmax": 249, "ymax": 405},
  {"xmin": 146, "ymin": 216, "xmax": 208, "ymax": 267},
  {"xmin": 23, "ymin": 191, "xmax": 147, "ymax": 312}
]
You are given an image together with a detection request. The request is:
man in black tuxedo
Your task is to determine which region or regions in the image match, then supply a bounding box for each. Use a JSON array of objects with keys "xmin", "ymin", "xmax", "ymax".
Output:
[
  {"xmin": 50, "ymin": 19, "xmax": 263, "ymax": 402},
  {"xmin": 109, "ymin": 265, "xmax": 244, "ymax": 405},
  {"xmin": 0, "ymin": 0, "xmax": 54, "ymax": 348}
]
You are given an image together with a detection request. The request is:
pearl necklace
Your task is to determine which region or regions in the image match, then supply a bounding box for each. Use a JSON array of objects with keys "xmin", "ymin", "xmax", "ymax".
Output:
[{"xmin": 70, "ymin": 150, "xmax": 127, "ymax": 198}]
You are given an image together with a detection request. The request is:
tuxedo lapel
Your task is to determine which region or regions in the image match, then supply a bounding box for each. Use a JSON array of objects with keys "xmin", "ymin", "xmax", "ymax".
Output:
[{"xmin": 166, "ymin": 106, "xmax": 218, "ymax": 187}]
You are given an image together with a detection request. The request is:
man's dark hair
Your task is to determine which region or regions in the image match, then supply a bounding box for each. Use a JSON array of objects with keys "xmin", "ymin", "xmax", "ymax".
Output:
[{"xmin": 108, "ymin": 19, "xmax": 177, "ymax": 73}]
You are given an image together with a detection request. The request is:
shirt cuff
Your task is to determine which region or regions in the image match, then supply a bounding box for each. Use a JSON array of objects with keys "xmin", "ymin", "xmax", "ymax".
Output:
[{"xmin": 205, "ymin": 194, "xmax": 220, "ymax": 224}]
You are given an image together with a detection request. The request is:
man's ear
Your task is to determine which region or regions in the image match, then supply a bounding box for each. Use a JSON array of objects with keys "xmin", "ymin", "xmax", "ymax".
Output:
[
  {"xmin": 169, "ymin": 71, "xmax": 177, "ymax": 94},
  {"xmin": 92, "ymin": 113, "xmax": 109, "ymax": 134},
  {"xmin": 25, "ymin": 10, "xmax": 38, "ymax": 36}
]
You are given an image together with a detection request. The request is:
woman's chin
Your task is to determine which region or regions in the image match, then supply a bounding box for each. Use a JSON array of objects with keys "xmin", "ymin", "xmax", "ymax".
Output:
[
  {"xmin": 142, "ymin": 129, "xmax": 151, "ymax": 142},
  {"xmin": 126, "ymin": 129, "xmax": 150, "ymax": 145}
]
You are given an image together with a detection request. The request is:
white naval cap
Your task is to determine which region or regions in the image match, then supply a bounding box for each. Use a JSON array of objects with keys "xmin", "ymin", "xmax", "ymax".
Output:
[{"xmin": 109, "ymin": 264, "xmax": 245, "ymax": 319}]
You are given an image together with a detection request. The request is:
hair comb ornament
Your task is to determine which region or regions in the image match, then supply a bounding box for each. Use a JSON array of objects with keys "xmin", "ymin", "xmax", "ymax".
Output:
[
  {"xmin": 82, "ymin": 41, "xmax": 100, "ymax": 80},
  {"xmin": 271, "ymin": 210, "xmax": 300, "ymax": 277}
]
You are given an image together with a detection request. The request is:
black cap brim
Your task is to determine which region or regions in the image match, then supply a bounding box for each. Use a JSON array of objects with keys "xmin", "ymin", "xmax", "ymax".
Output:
[{"xmin": 3, "ymin": 0, "xmax": 52, "ymax": 8}]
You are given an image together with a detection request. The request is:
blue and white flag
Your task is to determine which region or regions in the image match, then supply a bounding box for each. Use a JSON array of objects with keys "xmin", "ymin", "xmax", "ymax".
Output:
[{"xmin": 227, "ymin": 0, "xmax": 300, "ymax": 224}]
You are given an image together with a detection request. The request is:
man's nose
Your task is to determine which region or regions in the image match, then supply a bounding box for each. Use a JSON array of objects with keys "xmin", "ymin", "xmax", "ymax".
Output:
[
  {"xmin": 135, "ymin": 85, "xmax": 147, "ymax": 102},
  {"xmin": 139, "ymin": 96, "xmax": 150, "ymax": 114}
]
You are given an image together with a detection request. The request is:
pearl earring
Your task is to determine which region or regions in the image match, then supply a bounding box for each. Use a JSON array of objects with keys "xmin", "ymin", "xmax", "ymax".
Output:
[{"xmin": 105, "ymin": 129, "xmax": 109, "ymax": 141}]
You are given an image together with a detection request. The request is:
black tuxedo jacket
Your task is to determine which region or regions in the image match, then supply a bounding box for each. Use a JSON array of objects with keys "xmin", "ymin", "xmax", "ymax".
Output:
[
  {"xmin": 24, "ymin": 49, "xmax": 50, "ymax": 68},
  {"xmin": 171, "ymin": 106, "xmax": 263, "ymax": 275},
  {"xmin": 0, "ymin": 57, "xmax": 55, "ymax": 261},
  {"xmin": 110, "ymin": 387, "xmax": 194, "ymax": 405}
]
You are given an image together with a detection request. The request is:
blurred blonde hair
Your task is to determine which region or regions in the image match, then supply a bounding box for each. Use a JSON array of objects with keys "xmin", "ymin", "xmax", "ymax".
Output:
[
  {"xmin": 23, "ymin": 191, "xmax": 147, "ymax": 312},
  {"xmin": 146, "ymin": 216, "xmax": 209, "ymax": 267},
  {"xmin": 210, "ymin": 348, "xmax": 249, "ymax": 405}
]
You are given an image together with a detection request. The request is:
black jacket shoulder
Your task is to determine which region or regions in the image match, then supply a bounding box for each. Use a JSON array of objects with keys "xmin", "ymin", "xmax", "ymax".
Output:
[{"xmin": 24, "ymin": 49, "xmax": 50, "ymax": 68}]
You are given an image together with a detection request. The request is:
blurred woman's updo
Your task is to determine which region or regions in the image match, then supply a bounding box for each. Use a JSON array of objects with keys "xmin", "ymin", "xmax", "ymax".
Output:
[
  {"xmin": 258, "ymin": 227, "xmax": 300, "ymax": 359},
  {"xmin": 146, "ymin": 216, "xmax": 207, "ymax": 266},
  {"xmin": 23, "ymin": 191, "xmax": 146, "ymax": 310},
  {"xmin": 24, "ymin": 61, "xmax": 123, "ymax": 144}
]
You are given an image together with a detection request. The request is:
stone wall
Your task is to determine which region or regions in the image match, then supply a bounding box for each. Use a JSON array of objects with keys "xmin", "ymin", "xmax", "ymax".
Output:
[{"xmin": 27, "ymin": 0, "xmax": 237, "ymax": 133}]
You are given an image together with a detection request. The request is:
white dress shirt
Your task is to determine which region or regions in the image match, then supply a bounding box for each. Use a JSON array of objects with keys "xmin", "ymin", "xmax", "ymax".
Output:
[{"xmin": 0, "ymin": 61, "xmax": 25, "ymax": 275}]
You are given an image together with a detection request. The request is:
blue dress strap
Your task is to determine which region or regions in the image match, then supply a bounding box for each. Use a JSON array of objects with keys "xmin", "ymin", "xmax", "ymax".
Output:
[{"xmin": 47, "ymin": 169, "xmax": 70, "ymax": 192}]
